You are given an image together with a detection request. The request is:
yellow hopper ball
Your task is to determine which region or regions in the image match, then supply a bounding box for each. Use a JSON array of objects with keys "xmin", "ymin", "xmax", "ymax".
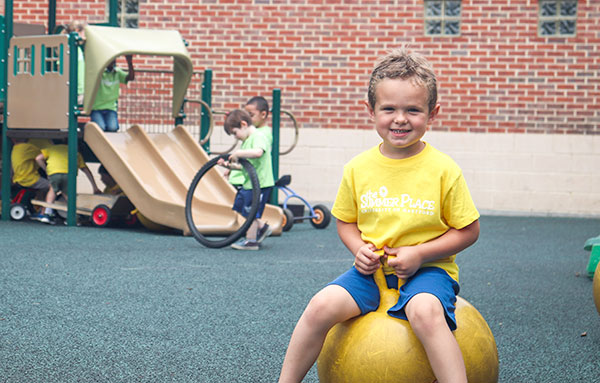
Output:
[
  {"xmin": 317, "ymin": 269, "xmax": 499, "ymax": 383},
  {"xmin": 594, "ymin": 263, "xmax": 600, "ymax": 315}
]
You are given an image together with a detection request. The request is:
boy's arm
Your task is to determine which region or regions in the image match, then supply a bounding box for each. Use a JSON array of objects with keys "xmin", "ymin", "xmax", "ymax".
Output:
[
  {"xmin": 337, "ymin": 219, "xmax": 382, "ymax": 275},
  {"xmin": 218, "ymin": 146, "xmax": 263, "ymax": 170},
  {"xmin": 125, "ymin": 55, "xmax": 135, "ymax": 82},
  {"xmin": 35, "ymin": 153, "xmax": 47, "ymax": 172},
  {"xmin": 81, "ymin": 166, "xmax": 102, "ymax": 194},
  {"xmin": 385, "ymin": 219, "xmax": 480, "ymax": 280},
  {"xmin": 230, "ymin": 148, "xmax": 264, "ymax": 160}
]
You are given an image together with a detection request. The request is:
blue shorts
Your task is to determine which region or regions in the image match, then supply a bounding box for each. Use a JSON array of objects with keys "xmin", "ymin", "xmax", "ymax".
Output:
[
  {"xmin": 232, "ymin": 187, "xmax": 272, "ymax": 219},
  {"xmin": 328, "ymin": 266, "xmax": 460, "ymax": 330}
]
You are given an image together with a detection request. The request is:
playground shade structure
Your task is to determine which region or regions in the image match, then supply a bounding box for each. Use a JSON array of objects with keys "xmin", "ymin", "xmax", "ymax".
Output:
[
  {"xmin": 84, "ymin": 123, "xmax": 284, "ymax": 236},
  {"xmin": 82, "ymin": 25, "xmax": 193, "ymax": 118}
]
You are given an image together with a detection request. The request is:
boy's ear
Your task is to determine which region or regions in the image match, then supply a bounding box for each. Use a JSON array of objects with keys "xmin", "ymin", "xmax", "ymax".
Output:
[
  {"xmin": 428, "ymin": 103, "xmax": 440, "ymax": 122},
  {"xmin": 363, "ymin": 100, "xmax": 375, "ymax": 121},
  {"xmin": 240, "ymin": 120, "xmax": 249, "ymax": 128}
]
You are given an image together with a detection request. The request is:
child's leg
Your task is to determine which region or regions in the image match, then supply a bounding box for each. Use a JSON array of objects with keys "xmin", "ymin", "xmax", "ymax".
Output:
[
  {"xmin": 253, "ymin": 188, "xmax": 271, "ymax": 241},
  {"xmin": 90, "ymin": 110, "xmax": 106, "ymax": 131},
  {"xmin": 43, "ymin": 186, "xmax": 56, "ymax": 215},
  {"xmin": 405, "ymin": 293, "xmax": 467, "ymax": 383},
  {"xmin": 105, "ymin": 110, "xmax": 119, "ymax": 132},
  {"xmin": 246, "ymin": 219, "xmax": 259, "ymax": 240},
  {"xmin": 279, "ymin": 285, "xmax": 361, "ymax": 383}
]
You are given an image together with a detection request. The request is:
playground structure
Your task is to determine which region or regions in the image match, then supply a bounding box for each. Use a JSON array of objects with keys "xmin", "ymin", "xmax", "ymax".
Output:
[
  {"xmin": 0, "ymin": 2, "xmax": 288, "ymax": 236},
  {"xmin": 584, "ymin": 234, "xmax": 600, "ymax": 316},
  {"xmin": 595, "ymin": 263, "xmax": 600, "ymax": 316}
]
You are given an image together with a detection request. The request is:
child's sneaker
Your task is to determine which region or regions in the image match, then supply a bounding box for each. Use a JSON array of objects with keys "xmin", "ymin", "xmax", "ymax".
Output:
[
  {"xmin": 38, "ymin": 214, "xmax": 55, "ymax": 225},
  {"xmin": 231, "ymin": 239, "xmax": 260, "ymax": 251},
  {"xmin": 256, "ymin": 224, "xmax": 272, "ymax": 244},
  {"xmin": 29, "ymin": 213, "xmax": 44, "ymax": 222}
]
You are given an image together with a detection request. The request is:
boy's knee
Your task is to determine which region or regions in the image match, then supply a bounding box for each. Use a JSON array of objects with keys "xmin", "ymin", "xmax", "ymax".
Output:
[
  {"xmin": 406, "ymin": 293, "xmax": 446, "ymax": 331},
  {"xmin": 305, "ymin": 293, "xmax": 334, "ymax": 322},
  {"xmin": 303, "ymin": 286, "xmax": 355, "ymax": 328}
]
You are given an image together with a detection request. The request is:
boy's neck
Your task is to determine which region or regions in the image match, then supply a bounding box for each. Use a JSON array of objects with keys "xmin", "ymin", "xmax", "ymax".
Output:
[
  {"xmin": 242, "ymin": 125, "xmax": 257, "ymax": 140},
  {"xmin": 379, "ymin": 140, "xmax": 426, "ymax": 159}
]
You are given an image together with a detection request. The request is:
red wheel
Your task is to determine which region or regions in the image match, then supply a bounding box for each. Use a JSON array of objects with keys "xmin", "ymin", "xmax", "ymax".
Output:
[
  {"xmin": 92, "ymin": 204, "xmax": 111, "ymax": 227},
  {"xmin": 124, "ymin": 213, "xmax": 138, "ymax": 227}
]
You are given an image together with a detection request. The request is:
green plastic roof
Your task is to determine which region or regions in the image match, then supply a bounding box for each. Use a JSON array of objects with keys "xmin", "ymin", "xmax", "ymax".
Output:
[{"xmin": 82, "ymin": 25, "xmax": 193, "ymax": 118}]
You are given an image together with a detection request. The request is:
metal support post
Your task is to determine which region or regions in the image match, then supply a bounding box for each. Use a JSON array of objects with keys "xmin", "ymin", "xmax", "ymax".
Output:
[
  {"xmin": 200, "ymin": 69, "xmax": 212, "ymax": 152},
  {"xmin": 271, "ymin": 88, "xmax": 281, "ymax": 205}
]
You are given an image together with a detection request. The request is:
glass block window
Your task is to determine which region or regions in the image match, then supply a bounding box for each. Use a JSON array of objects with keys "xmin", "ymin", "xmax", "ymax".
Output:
[
  {"xmin": 117, "ymin": 0, "xmax": 139, "ymax": 28},
  {"xmin": 424, "ymin": 0, "xmax": 461, "ymax": 36},
  {"xmin": 539, "ymin": 0, "xmax": 577, "ymax": 36},
  {"xmin": 41, "ymin": 44, "xmax": 63, "ymax": 75}
]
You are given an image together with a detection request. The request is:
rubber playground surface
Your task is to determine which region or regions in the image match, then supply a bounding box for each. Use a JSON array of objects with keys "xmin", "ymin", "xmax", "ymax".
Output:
[{"xmin": 1, "ymin": 214, "xmax": 599, "ymax": 382}]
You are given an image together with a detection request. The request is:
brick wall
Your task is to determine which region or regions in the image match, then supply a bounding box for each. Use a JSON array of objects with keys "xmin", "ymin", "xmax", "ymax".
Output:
[
  {"xmin": 3, "ymin": 1, "xmax": 600, "ymax": 216},
  {"xmin": 3, "ymin": 0, "xmax": 599, "ymax": 135}
]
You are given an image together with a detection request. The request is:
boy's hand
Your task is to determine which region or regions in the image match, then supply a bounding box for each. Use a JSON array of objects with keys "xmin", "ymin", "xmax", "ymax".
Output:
[
  {"xmin": 218, "ymin": 154, "xmax": 242, "ymax": 170},
  {"xmin": 228, "ymin": 152, "xmax": 240, "ymax": 163},
  {"xmin": 384, "ymin": 245, "xmax": 422, "ymax": 280},
  {"xmin": 354, "ymin": 243, "xmax": 382, "ymax": 275}
]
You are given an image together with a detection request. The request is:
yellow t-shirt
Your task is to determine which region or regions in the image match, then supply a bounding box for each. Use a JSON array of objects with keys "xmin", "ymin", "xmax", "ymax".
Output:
[
  {"xmin": 40, "ymin": 145, "xmax": 86, "ymax": 176},
  {"xmin": 332, "ymin": 143, "xmax": 479, "ymax": 282},
  {"xmin": 27, "ymin": 138, "xmax": 53, "ymax": 150},
  {"xmin": 11, "ymin": 143, "xmax": 41, "ymax": 187},
  {"xmin": 103, "ymin": 184, "xmax": 122, "ymax": 195}
]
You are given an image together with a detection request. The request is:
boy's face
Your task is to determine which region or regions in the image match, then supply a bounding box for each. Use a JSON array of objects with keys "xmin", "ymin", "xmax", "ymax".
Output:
[
  {"xmin": 100, "ymin": 172, "xmax": 115, "ymax": 187},
  {"xmin": 367, "ymin": 78, "xmax": 439, "ymax": 159},
  {"xmin": 229, "ymin": 120, "xmax": 251, "ymax": 141},
  {"xmin": 244, "ymin": 103, "xmax": 267, "ymax": 128}
]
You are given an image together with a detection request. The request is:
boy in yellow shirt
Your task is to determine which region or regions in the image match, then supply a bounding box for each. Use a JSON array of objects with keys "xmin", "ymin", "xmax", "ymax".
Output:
[
  {"xmin": 279, "ymin": 48, "xmax": 480, "ymax": 383},
  {"xmin": 35, "ymin": 143, "xmax": 101, "ymax": 224},
  {"xmin": 10, "ymin": 138, "xmax": 50, "ymax": 219}
]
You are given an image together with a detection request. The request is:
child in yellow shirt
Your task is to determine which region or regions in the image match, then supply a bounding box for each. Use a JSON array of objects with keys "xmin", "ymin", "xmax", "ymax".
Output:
[
  {"xmin": 35, "ymin": 143, "xmax": 101, "ymax": 224},
  {"xmin": 279, "ymin": 48, "xmax": 480, "ymax": 383}
]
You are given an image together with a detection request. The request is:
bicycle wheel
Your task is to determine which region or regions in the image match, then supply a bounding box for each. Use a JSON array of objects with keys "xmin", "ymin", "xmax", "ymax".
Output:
[{"xmin": 185, "ymin": 155, "xmax": 260, "ymax": 248}]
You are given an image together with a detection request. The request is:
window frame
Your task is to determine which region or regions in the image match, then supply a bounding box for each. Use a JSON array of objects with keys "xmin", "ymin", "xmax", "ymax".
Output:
[
  {"xmin": 40, "ymin": 43, "xmax": 63, "ymax": 75},
  {"xmin": 15, "ymin": 45, "xmax": 34, "ymax": 76},
  {"xmin": 538, "ymin": 0, "xmax": 578, "ymax": 37},
  {"xmin": 423, "ymin": 0, "xmax": 462, "ymax": 37},
  {"xmin": 107, "ymin": 0, "xmax": 139, "ymax": 28}
]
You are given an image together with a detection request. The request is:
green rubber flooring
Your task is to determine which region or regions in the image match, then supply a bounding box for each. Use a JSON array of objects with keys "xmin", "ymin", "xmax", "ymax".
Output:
[{"xmin": 1, "ymin": 215, "xmax": 599, "ymax": 382}]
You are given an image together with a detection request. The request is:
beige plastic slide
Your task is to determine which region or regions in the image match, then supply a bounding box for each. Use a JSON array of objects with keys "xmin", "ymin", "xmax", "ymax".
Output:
[{"xmin": 84, "ymin": 122, "xmax": 283, "ymax": 236}]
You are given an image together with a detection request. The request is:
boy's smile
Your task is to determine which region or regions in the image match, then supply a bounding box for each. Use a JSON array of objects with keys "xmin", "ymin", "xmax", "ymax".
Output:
[{"xmin": 368, "ymin": 78, "xmax": 439, "ymax": 159}]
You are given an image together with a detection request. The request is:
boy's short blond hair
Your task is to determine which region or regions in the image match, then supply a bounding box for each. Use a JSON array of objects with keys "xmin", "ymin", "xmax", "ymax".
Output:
[
  {"xmin": 224, "ymin": 109, "xmax": 252, "ymax": 135},
  {"xmin": 67, "ymin": 20, "xmax": 85, "ymax": 33},
  {"xmin": 368, "ymin": 48, "xmax": 438, "ymax": 113}
]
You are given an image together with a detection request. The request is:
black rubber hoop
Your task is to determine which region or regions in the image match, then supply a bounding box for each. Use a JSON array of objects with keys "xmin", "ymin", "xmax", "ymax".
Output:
[{"xmin": 185, "ymin": 155, "xmax": 260, "ymax": 248}]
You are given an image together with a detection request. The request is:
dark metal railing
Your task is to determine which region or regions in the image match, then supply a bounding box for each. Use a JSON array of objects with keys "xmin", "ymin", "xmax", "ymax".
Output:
[{"xmin": 118, "ymin": 69, "xmax": 205, "ymax": 138}]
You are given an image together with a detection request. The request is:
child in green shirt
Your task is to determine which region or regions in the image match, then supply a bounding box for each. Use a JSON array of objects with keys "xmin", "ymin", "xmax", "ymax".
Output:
[
  {"xmin": 227, "ymin": 96, "xmax": 273, "ymax": 188},
  {"xmin": 218, "ymin": 109, "xmax": 274, "ymax": 250},
  {"xmin": 90, "ymin": 55, "xmax": 135, "ymax": 132}
]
